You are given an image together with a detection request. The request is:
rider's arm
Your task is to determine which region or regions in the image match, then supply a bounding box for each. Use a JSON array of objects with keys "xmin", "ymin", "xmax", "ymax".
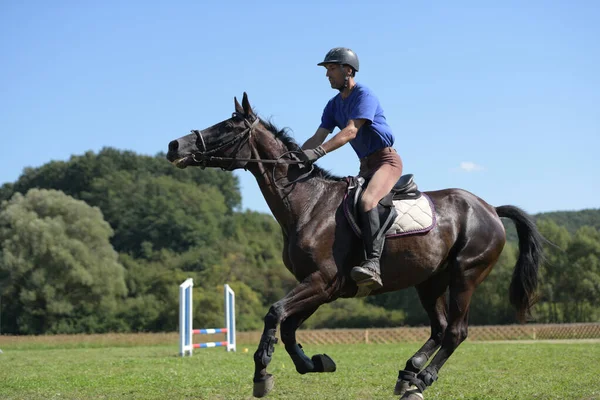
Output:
[
  {"xmin": 301, "ymin": 127, "xmax": 331, "ymax": 150},
  {"xmin": 321, "ymin": 119, "xmax": 367, "ymax": 153}
]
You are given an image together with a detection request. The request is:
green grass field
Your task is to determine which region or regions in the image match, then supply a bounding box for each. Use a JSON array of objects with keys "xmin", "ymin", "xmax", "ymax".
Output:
[{"xmin": 0, "ymin": 337, "xmax": 599, "ymax": 399}]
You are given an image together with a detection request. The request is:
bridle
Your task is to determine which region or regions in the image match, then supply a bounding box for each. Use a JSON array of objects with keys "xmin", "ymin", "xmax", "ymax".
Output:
[{"xmin": 190, "ymin": 113, "xmax": 314, "ymax": 189}]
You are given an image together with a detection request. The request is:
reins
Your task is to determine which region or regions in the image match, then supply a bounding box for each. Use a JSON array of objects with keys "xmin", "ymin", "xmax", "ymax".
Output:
[{"xmin": 190, "ymin": 113, "xmax": 314, "ymax": 189}]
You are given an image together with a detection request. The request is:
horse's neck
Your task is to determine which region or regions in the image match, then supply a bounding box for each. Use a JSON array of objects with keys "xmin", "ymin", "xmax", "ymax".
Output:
[{"xmin": 246, "ymin": 132, "xmax": 336, "ymax": 232}]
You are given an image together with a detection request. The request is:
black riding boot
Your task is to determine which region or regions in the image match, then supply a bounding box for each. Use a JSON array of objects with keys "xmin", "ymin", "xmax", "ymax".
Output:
[{"xmin": 350, "ymin": 206, "xmax": 386, "ymax": 290}]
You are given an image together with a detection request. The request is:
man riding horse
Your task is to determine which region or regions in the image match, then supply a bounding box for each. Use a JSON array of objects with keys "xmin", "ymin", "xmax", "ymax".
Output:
[
  {"xmin": 301, "ymin": 47, "xmax": 403, "ymax": 290},
  {"xmin": 166, "ymin": 49, "xmax": 544, "ymax": 398}
]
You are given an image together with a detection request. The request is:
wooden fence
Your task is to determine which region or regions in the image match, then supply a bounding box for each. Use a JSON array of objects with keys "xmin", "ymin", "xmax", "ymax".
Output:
[
  {"xmin": 236, "ymin": 323, "xmax": 600, "ymax": 345},
  {"xmin": 1, "ymin": 323, "xmax": 598, "ymax": 348}
]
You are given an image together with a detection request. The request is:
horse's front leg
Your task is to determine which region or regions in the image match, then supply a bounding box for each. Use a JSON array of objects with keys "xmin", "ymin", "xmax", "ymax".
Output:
[
  {"xmin": 281, "ymin": 307, "xmax": 337, "ymax": 374},
  {"xmin": 252, "ymin": 272, "xmax": 335, "ymax": 398},
  {"xmin": 252, "ymin": 304, "xmax": 281, "ymax": 398}
]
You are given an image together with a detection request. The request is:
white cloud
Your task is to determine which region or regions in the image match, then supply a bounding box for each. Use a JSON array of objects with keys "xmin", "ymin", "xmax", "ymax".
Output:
[{"xmin": 459, "ymin": 162, "xmax": 484, "ymax": 172}]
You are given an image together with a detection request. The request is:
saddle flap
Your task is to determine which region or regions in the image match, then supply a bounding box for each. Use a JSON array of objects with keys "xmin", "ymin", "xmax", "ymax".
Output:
[{"xmin": 344, "ymin": 174, "xmax": 435, "ymax": 239}]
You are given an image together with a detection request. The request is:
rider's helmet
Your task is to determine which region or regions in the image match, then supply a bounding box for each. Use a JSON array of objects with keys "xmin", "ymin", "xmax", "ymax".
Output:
[{"xmin": 317, "ymin": 47, "xmax": 359, "ymax": 72}]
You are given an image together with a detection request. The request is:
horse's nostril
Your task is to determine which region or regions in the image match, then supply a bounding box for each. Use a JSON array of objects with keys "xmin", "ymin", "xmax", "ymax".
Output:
[{"xmin": 168, "ymin": 140, "xmax": 179, "ymax": 152}]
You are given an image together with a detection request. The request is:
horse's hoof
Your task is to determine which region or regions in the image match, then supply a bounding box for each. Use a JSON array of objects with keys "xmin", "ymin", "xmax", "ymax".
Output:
[
  {"xmin": 311, "ymin": 353, "xmax": 337, "ymax": 372},
  {"xmin": 252, "ymin": 375, "xmax": 274, "ymax": 398},
  {"xmin": 399, "ymin": 385, "xmax": 424, "ymax": 400},
  {"xmin": 394, "ymin": 380, "xmax": 410, "ymax": 396}
]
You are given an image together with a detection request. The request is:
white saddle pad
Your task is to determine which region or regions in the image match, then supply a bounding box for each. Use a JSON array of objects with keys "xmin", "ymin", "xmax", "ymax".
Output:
[{"xmin": 386, "ymin": 194, "xmax": 435, "ymax": 237}]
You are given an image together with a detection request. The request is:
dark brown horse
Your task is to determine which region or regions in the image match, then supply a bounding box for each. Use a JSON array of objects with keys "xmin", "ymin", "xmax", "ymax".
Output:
[{"xmin": 166, "ymin": 93, "xmax": 544, "ymax": 399}]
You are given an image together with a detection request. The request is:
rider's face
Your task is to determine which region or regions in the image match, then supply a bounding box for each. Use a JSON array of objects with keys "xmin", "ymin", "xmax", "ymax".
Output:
[{"xmin": 324, "ymin": 64, "xmax": 350, "ymax": 90}]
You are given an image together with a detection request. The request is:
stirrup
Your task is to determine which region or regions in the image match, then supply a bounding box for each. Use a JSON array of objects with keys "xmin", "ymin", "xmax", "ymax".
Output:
[
  {"xmin": 351, "ymin": 263, "xmax": 383, "ymax": 289},
  {"xmin": 354, "ymin": 274, "xmax": 383, "ymax": 289}
]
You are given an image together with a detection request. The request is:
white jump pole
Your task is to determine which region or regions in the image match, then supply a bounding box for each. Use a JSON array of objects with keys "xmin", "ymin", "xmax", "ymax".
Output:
[{"xmin": 179, "ymin": 279, "xmax": 236, "ymax": 356}]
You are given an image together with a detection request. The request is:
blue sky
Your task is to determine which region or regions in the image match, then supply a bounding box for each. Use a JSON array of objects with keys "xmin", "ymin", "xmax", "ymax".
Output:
[{"xmin": 1, "ymin": 1, "xmax": 598, "ymax": 215}]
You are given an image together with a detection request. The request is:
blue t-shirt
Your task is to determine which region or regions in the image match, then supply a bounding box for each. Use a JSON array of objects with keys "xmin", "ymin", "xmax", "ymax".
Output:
[{"xmin": 319, "ymin": 83, "xmax": 394, "ymax": 159}]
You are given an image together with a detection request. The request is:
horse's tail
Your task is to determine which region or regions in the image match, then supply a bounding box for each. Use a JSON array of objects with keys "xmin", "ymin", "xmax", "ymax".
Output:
[{"xmin": 496, "ymin": 205, "xmax": 545, "ymax": 323}]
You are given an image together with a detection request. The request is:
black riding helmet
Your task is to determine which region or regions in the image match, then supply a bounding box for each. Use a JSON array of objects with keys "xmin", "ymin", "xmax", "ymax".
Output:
[{"xmin": 317, "ymin": 47, "xmax": 359, "ymax": 72}]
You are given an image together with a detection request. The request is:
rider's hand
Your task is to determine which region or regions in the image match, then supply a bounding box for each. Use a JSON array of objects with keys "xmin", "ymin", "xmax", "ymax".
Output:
[{"xmin": 301, "ymin": 146, "xmax": 327, "ymax": 163}]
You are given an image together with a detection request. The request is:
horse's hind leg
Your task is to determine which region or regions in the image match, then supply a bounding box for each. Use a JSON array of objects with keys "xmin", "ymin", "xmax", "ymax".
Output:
[
  {"xmin": 252, "ymin": 272, "xmax": 334, "ymax": 398},
  {"xmin": 395, "ymin": 272, "xmax": 449, "ymax": 397},
  {"xmin": 401, "ymin": 263, "xmax": 491, "ymax": 399},
  {"xmin": 281, "ymin": 307, "xmax": 337, "ymax": 374}
]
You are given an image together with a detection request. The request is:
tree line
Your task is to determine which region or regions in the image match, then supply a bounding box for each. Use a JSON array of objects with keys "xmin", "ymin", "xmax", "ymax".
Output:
[{"xmin": 0, "ymin": 148, "xmax": 598, "ymax": 334}]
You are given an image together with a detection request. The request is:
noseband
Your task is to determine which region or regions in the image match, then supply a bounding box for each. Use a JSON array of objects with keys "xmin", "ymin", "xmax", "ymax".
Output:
[{"xmin": 190, "ymin": 113, "xmax": 313, "ymax": 188}]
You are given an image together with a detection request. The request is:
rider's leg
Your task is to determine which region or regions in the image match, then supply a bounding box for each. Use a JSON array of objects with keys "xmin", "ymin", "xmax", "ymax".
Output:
[
  {"xmin": 359, "ymin": 162, "xmax": 402, "ymax": 211},
  {"xmin": 351, "ymin": 149, "xmax": 402, "ymax": 289}
]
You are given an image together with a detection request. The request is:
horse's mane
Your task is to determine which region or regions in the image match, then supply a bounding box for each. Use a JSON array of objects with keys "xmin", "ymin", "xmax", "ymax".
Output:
[{"xmin": 261, "ymin": 118, "xmax": 344, "ymax": 182}]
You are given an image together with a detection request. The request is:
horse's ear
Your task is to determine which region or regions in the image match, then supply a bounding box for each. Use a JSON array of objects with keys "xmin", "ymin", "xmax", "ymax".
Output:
[
  {"xmin": 234, "ymin": 96, "xmax": 244, "ymax": 115},
  {"xmin": 242, "ymin": 92, "xmax": 254, "ymax": 117}
]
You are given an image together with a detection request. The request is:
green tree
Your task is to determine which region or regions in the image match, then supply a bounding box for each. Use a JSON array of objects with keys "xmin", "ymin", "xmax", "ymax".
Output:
[
  {"xmin": 0, "ymin": 189, "xmax": 127, "ymax": 334},
  {"xmin": 503, "ymin": 208, "xmax": 600, "ymax": 242},
  {"xmin": 0, "ymin": 148, "xmax": 241, "ymax": 257},
  {"xmin": 560, "ymin": 226, "xmax": 600, "ymax": 321},
  {"xmin": 117, "ymin": 253, "xmax": 190, "ymax": 332},
  {"xmin": 0, "ymin": 148, "xmax": 241, "ymax": 210},
  {"xmin": 85, "ymin": 173, "xmax": 228, "ymax": 256},
  {"xmin": 536, "ymin": 209, "xmax": 600, "ymax": 235},
  {"xmin": 535, "ymin": 219, "xmax": 572, "ymax": 322}
]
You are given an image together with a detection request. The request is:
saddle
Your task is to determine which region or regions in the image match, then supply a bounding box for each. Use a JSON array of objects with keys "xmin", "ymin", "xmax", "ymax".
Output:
[{"xmin": 344, "ymin": 174, "xmax": 436, "ymax": 239}]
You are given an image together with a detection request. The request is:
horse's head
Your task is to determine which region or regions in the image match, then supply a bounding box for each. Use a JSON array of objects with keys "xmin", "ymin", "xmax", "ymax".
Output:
[{"xmin": 166, "ymin": 92, "xmax": 259, "ymax": 170}]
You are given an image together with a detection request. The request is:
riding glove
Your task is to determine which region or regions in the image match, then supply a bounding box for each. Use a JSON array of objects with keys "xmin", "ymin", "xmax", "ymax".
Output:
[{"xmin": 301, "ymin": 146, "xmax": 327, "ymax": 163}]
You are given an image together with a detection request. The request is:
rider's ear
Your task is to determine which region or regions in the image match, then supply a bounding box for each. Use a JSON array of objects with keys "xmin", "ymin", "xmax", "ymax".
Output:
[
  {"xmin": 346, "ymin": 65, "xmax": 353, "ymax": 77},
  {"xmin": 242, "ymin": 92, "xmax": 255, "ymax": 117},
  {"xmin": 234, "ymin": 96, "xmax": 244, "ymax": 115}
]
